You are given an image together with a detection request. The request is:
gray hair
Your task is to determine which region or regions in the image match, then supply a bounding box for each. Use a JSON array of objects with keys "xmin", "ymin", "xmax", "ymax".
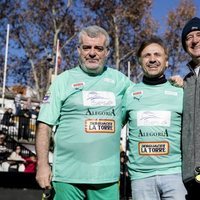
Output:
[{"xmin": 78, "ymin": 25, "xmax": 110, "ymax": 47}]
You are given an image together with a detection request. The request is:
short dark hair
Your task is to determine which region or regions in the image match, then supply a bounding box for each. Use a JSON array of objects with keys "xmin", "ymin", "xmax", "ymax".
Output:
[
  {"xmin": 36, "ymin": 106, "xmax": 40, "ymax": 109},
  {"xmin": 136, "ymin": 36, "xmax": 168, "ymax": 60}
]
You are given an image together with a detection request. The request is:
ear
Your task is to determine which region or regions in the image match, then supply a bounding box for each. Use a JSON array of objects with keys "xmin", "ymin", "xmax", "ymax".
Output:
[
  {"xmin": 166, "ymin": 61, "xmax": 169, "ymax": 68},
  {"xmin": 138, "ymin": 58, "xmax": 142, "ymax": 66},
  {"xmin": 77, "ymin": 46, "xmax": 81, "ymax": 55},
  {"xmin": 105, "ymin": 49, "xmax": 110, "ymax": 57}
]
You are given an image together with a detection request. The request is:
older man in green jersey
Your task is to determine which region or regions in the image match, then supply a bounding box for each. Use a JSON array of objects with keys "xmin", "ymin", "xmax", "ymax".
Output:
[{"xmin": 35, "ymin": 25, "xmax": 132, "ymax": 200}]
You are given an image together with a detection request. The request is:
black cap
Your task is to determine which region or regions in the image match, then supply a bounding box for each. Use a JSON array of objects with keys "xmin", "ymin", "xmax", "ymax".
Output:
[{"xmin": 181, "ymin": 17, "xmax": 200, "ymax": 51}]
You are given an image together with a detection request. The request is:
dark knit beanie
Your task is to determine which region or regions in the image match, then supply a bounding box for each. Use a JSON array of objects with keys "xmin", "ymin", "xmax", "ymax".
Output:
[{"xmin": 182, "ymin": 17, "xmax": 200, "ymax": 51}]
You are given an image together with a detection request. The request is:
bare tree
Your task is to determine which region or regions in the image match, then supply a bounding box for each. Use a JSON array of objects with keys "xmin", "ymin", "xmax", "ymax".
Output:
[
  {"xmin": 7, "ymin": 0, "xmax": 76, "ymax": 100},
  {"xmin": 164, "ymin": 0, "xmax": 196, "ymax": 76},
  {"xmin": 0, "ymin": 0, "xmax": 17, "ymax": 87},
  {"xmin": 82, "ymin": 0, "xmax": 158, "ymax": 81}
]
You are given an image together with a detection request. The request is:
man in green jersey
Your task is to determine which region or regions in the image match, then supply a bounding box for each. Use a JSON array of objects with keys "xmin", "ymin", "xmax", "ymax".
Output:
[
  {"xmin": 123, "ymin": 36, "xmax": 187, "ymax": 200},
  {"xmin": 35, "ymin": 25, "xmax": 131, "ymax": 200}
]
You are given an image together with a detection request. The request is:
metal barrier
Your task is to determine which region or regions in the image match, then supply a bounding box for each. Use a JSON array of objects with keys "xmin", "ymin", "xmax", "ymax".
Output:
[{"xmin": 0, "ymin": 114, "xmax": 37, "ymax": 143}]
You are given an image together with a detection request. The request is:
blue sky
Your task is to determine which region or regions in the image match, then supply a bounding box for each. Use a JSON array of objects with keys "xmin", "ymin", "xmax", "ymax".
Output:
[
  {"xmin": 151, "ymin": 0, "xmax": 200, "ymax": 76},
  {"xmin": 152, "ymin": 0, "xmax": 200, "ymax": 34}
]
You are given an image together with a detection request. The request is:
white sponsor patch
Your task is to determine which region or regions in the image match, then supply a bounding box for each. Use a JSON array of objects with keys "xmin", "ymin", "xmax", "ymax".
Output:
[
  {"xmin": 83, "ymin": 91, "xmax": 116, "ymax": 106},
  {"xmin": 137, "ymin": 111, "xmax": 171, "ymax": 127},
  {"xmin": 103, "ymin": 78, "xmax": 115, "ymax": 84},
  {"xmin": 85, "ymin": 119, "xmax": 115, "ymax": 133},
  {"xmin": 164, "ymin": 90, "xmax": 178, "ymax": 96},
  {"xmin": 139, "ymin": 141, "xmax": 169, "ymax": 155}
]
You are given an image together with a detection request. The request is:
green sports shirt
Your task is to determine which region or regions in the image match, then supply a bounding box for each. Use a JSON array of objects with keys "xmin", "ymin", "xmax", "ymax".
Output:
[
  {"xmin": 123, "ymin": 81, "xmax": 183, "ymax": 180},
  {"xmin": 38, "ymin": 66, "xmax": 132, "ymax": 184}
]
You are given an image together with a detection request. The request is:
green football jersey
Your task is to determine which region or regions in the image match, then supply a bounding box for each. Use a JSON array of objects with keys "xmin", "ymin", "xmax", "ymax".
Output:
[
  {"xmin": 124, "ymin": 81, "xmax": 183, "ymax": 180},
  {"xmin": 38, "ymin": 66, "xmax": 132, "ymax": 184}
]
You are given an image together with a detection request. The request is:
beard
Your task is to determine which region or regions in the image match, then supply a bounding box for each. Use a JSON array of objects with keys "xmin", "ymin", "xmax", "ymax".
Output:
[{"xmin": 78, "ymin": 59, "xmax": 105, "ymax": 75}]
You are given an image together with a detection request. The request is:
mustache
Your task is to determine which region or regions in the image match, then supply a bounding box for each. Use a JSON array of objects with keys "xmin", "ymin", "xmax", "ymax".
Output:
[{"xmin": 147, "ymin": 62, "xmax": 160, "ymax": 67}]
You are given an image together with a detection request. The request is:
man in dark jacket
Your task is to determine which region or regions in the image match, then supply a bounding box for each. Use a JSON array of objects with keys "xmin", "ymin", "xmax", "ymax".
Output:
[
  {"xmin": 1, "ymin": 108, "xmax": 14, "ymax": 127},
  {"xmin": 18, "ymin": 104, "xmax": 31, "ymax": 141},
  {"xmin": 181, "ymin": 17, "xmax": 200, "ymax": 199}
]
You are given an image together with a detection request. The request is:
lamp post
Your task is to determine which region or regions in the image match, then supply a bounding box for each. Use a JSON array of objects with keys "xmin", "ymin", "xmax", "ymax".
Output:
[
  {"xmin": 2, "ymin": 24, "xmax": 10, "ymax": 109},
  {"xmin": 46, "ymin": 53, "xmax": 54, "ymax": 89}
]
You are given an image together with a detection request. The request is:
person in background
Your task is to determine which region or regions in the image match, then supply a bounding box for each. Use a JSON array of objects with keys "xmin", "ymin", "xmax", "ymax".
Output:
[
  {"xmin": 1, "ymin": 108, "xmax": 14, "ymax": 127},
  {"xmin": 181, "ymin": 17, "xmax": 200, "ymax": 199},
  {"xmin": 14, "ymin": 93, "xmax": 22, "ymax": 115},
  {"xmin": 24, "ymin": 155, "xmax": 37, "ymax": 173},
  {"xmin": 120, "ymin": 151, "xmax": 131, "ymax": 199},
  {"xmin": 35, "ymin": 25, "xmax": 132, "ymax": 200},
  {"xmin": 0, "ymin": 132, "xmax": 12, "ymax": 171},
  {"xmin": 2, "ymin": 145, "xmax": 25, "ymax": 172},
  {"xmin": 18, "ymin": 104, "xmax": 31, "ymax": 141},
  {"xmin": 123, "ymin": 36, "xmax": 187, "ymax": 200},
  {"xmin": 32, "ymin": 105, "xmax": 40, "ymax": 126}
]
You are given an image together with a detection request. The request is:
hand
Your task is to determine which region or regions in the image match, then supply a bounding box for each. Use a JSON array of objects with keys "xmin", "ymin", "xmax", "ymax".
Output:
[
  {"xmin": 169, "ymin": 75, "xmax": 184, "ymax": 87},
  {"xmin": 36, "ymin": 163, "xmax": 52, "ymax": 189}
]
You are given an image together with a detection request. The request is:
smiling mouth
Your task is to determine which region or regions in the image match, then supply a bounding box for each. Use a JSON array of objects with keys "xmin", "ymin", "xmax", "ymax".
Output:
[
  {"xmin": 147, "ymin": 64, "xmax": 159, "ymax": 68},
  {"xmin": 192, "ymin": 46, "xmax": 200, "ymax": 50}
]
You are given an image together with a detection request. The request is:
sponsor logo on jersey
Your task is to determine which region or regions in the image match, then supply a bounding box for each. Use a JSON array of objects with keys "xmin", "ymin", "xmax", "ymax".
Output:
[
  {"xmin": 164, "ymin": 90, "xmax": 178, "ymax": 96},
  {"xmin": 132, "ymin": 90, "xmax": 143, "ymax": 100},
  {"xmin": 86, "ymin": 109, "xmax": 115, "ymax": 116},
  {"xmin": 72, "ymin": 82, "xmax": 85, "ymax": 89},
  {"xmin": 42, "ymin": 92, "xmax": 51, "ymax": 103},
  {"xmin": 138, "ymin": 129, "xmax": 168, "ymax": 137},
  {"xmin": 138, "ymin": 141, "xmax": 169, "ymax": 155},
  {"xmin": 133, "ymin": 91, "xmax": 143, "ymax": 96},
  {"xmin": 103, "ymin": 78, "xmax": 115, "ymax": 84},
  {"xmin": 137, "ymin": 111, "xmax": 171, "ymax": 127},
  {"xmin": 83, "ymin": 91, "xmax": 116, "ymax": 106},
  {"xmin": 85, "ymin": 119, "xmax": 115, "ymax": 133}
]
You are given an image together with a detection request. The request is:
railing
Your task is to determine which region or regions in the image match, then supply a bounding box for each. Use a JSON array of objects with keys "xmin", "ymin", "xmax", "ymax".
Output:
[
  {"xmin": 3, "ymin": 135, "xmax": 35, "ymax": 159},
  {"xmin": 0, "ymin": 114, "xmax": 37, "ymax": 143}
]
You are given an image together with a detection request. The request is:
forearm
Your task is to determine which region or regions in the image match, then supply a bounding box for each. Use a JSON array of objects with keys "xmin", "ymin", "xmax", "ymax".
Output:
[{"xmin": 35, "ymin": 122, "xmax": 52, "ymax": 167}]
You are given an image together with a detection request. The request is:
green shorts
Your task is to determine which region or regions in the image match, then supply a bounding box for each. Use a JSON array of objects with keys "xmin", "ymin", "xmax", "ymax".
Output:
[{"xmin": 52, "ymin": 181, "xmax": 119, "ymax": 200}]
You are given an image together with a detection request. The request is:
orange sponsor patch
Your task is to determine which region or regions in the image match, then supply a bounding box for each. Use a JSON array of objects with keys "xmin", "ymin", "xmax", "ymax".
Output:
[
  {"xmin": 138, "ymin": 141, "xmax": 169, "ymax": 156},
  {"xmin": 85, "ymin": 119, "xmax": 115, "ymax": 133}
]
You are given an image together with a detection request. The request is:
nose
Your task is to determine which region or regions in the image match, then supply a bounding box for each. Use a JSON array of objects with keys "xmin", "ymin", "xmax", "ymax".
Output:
[
  {"xmin": 88, "ymin": 47, "xmax": 96, "ymax": 57},
  {"xmin": 192, "ymin": 35, "xmax": 200, "ymax": 44},
  {"xmin": 149, "ymin": 55, "xmax": 156, "ymax": 63}
]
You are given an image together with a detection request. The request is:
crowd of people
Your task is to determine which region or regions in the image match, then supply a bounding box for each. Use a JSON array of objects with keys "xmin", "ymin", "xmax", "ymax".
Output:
[
  {"xmin": 0, "ymin": 104, "xmax": 40, "ymax": 141},
  {"xmin": 0, "ymin": 131, "xmax": 37, "ymax": 173},
  {"xmin": 0, "ymin": 99, "xmax": 40, "ymax": 175}
]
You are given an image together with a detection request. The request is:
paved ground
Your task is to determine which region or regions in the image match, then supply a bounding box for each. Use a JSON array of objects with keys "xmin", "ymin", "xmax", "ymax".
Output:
[
  {"xmin": 0, "ymin": 172, "xmax": 43, "ymax": 200},
  {"xmin": 0, "ymin": 188, "xmax": 42, "ymax": 200},
  {"xmin": 0, "ymin": 172, "xmax": 132, "ymax": 200}
]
